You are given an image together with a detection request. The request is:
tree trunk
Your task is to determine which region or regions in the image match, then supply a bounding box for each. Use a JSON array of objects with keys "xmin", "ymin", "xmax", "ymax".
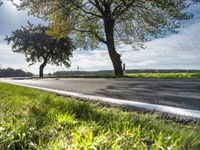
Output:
[
  {"xmin": 39, "ymin": 59, "xmax": 47, "ymax": 78},
  {"xmin": 104, "ymin": 20, "xmax": 123, "ymax": 76}
]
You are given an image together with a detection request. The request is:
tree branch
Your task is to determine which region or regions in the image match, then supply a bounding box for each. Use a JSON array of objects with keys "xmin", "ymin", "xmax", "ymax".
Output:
[
  {"xmin": 74, "ymin": 27, "xmax": 107, "ymax": 44},
  {"xmin": 70, "ymin": 0, "xmax": 103, "ymax": 18},
  {"xmin": 112, "ymin": 0, "xmax": 137, "ymax": 19}
]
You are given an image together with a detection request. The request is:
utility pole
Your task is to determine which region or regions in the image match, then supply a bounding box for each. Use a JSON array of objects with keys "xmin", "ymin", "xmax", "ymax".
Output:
[
  {"xmin": 77, "ymin": 66, "xmax": 79, "ymax": 75},
  {"xmin": 123, "ymin": 63, "xmax": 126, "ymax": 75}
]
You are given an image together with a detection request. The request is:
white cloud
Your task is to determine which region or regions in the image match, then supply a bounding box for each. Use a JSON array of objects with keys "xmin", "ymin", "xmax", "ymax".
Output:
[
  {"xmin": 70, "ymin": 50, "xmax": 112, "ymax": 71},
  {"xmin": 0, "ymin": 35, "xmax": 5, "ymax": 43},
  {"xmin": 121, "ymin": 20, "xmax": 200, "ymax": 69}
]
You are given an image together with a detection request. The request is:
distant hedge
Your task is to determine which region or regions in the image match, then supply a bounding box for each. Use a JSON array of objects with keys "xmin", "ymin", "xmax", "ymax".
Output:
[
  {"xmin": 0, "ymin": 68, "xmax": 33, "ymax": 77},
  {"xmin": 53, "ymin": 69, "xmax": 200, "ymax": 76}
]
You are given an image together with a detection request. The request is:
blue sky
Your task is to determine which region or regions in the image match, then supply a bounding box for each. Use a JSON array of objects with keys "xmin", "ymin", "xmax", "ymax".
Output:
[{"xmin": 0, "ymin": 0, "xmax": 200, "ymax": 74}]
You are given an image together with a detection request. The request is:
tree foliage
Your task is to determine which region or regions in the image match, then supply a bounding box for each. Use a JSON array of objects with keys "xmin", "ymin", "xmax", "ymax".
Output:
[
  {"xmin": 17, "ymin": 0, "xmax": 197, "ymax": 46},
  {"xmin": 6, "ymin": 22, "xmax": 74, "ymax": 77},
  {"xmin": 16, "ymin": 0, "xmax": 199, "ymax": 76}
]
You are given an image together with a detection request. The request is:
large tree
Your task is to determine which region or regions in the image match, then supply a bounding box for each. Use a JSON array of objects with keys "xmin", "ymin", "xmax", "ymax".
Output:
[
  {"xmin": 17, "ymin": 0, "xmax": 199, "ymax": 76},
  {"xmin": 6, "ymin": 22, "xmax": 74, "ymax": 77}
]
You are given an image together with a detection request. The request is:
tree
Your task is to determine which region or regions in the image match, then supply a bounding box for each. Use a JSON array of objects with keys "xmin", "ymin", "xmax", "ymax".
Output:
[
  {"xmin": 6, "ymin": 22, "xmax": 74, "ymax": 77},
  {"xmin": 17, "ymin": 0, "xmax": 199, "ymax": 76}
]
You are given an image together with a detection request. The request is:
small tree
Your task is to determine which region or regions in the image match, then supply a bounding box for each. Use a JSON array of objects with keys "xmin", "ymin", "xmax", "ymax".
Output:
[
  {"xmin": 16, "ymin": 0, "xmax": 199, "ymax": 76},
  {"xmin": 6, "ymin": 22, "xmax": 74, "ymax": 77}
]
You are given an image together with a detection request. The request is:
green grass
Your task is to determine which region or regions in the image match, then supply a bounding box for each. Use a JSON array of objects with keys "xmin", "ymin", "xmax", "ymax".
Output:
[
  {"xmin": 126, "ymin": 72, "xmax": 200, "ymax": 78},
  {"xmin": 0, "ymin": 83, "xmax": 200, "ymax": 150},
  {"xmin": 51, "ymin": 72, "xmax": 200, "ymax": 79}
]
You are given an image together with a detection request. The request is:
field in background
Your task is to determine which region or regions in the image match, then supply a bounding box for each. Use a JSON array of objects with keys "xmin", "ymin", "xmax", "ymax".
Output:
[
  {"xmin": 127, "ymin": 72, "xmax": 200, "ymax": 78},
  {"xmin": 0, "ymin": 83, "xmax": 200, "ymax": 149}
]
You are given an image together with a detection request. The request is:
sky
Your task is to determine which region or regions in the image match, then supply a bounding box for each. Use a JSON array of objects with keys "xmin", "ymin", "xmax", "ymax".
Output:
[{"xmin": 0, "ymin": 0, "xmax": 200, "ymax": 74}]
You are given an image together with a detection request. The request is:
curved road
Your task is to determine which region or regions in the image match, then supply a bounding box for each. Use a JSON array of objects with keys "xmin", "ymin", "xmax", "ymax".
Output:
[{"xmin": 1, "ymin": 78, "xmax": 200, "ymax": 110}]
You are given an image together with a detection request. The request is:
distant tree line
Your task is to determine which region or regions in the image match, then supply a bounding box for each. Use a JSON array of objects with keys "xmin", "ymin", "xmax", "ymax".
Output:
[
  {"xmin": 0, "ymin": 68, "xmax": 33, "ymax": 77},
  {"xmin": 53, "ymin": 71, "xmax": 112, "ymax": 76},
  {"xmin": 53, "ymin": 69, "xmax": 200, "ymax": 76}
]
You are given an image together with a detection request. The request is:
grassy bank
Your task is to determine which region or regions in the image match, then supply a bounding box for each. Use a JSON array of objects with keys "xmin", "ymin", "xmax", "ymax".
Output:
[
  {"xmin": 50, "ymin": 72, "xmax": 200, "ymax": 79},
  {"xmin": 127, "ymin": 72, "xmax": 200, "ymax": 78},
  {"xmin": 0, "ymin": 83, "xmax": 200, "ymax": 149}
]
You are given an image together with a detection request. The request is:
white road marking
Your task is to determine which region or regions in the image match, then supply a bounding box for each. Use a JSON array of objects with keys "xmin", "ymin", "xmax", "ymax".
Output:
[{"xmin": 1, "ymin": 80, "xmax": 200, "ymax": 119}]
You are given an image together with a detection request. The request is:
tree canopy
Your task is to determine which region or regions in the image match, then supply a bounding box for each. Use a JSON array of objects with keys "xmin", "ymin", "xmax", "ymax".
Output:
[
  {"xmin": 16, "ymin": 0, "xmax": 199, "ymax": 76},
  {"xmin": 6, "ymin": 22, "xmax": 74, "ymax": 77}
]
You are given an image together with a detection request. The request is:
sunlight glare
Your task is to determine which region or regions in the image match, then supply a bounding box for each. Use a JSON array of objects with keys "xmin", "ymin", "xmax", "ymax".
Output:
[{"xmin": 13, "ymin": 0, "xmax": 21, "ymax": 5}]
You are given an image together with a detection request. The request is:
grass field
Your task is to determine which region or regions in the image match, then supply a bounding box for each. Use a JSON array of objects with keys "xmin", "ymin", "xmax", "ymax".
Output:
[
  {"xmin": 51, "ymin": 72, "xmax": 200, "ymax": 79},
  {"xmin": 0, "ymin": 83, "xmax": 200, "ymax": 150},
  {"xmin": 127, "ymin": 72, "xmax": 200, "ymax": 78}
]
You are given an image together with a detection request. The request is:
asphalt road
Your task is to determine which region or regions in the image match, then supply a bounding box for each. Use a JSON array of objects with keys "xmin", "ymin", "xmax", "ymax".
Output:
[{"xmin": 1, "ymin": 78, "xmax": 200, "ymax": 110}]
